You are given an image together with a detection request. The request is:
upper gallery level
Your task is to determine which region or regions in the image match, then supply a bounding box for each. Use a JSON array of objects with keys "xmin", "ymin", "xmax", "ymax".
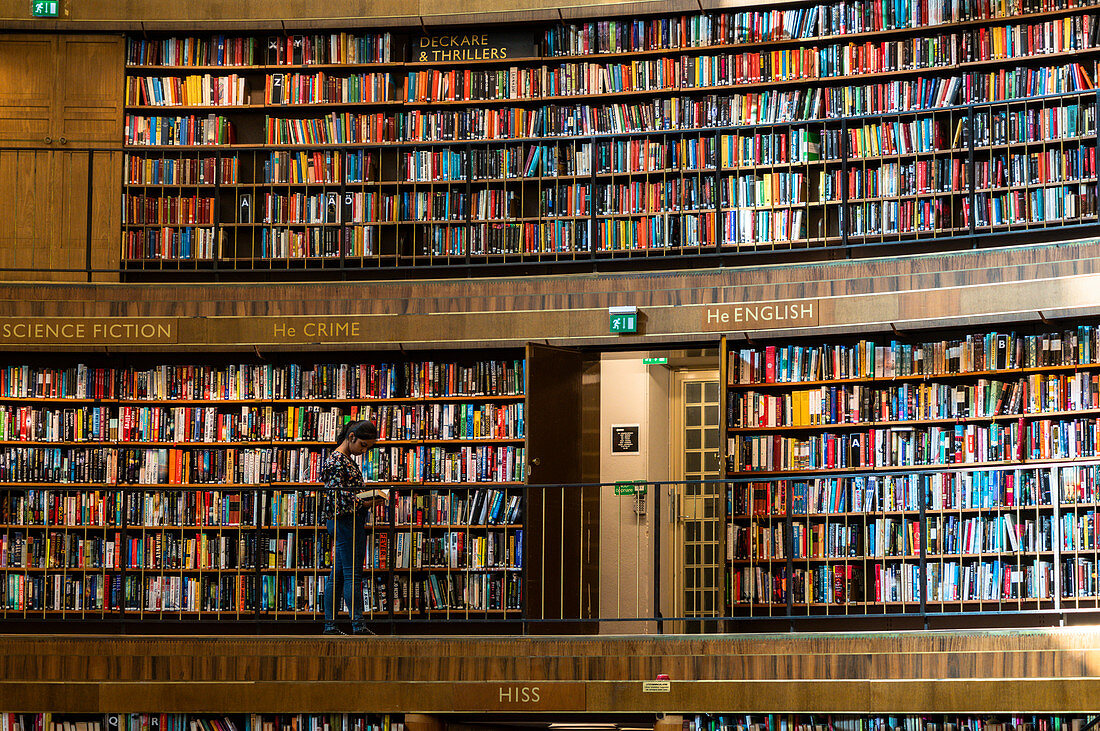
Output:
[{"xmin": 2, "ymin": 0, "xmax": 1100, "ymax": 282}]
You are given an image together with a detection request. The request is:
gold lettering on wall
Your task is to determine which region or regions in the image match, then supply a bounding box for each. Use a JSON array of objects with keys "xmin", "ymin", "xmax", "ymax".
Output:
[
  {"xmin": 415, "ymin": 32, "xmax": 532, "ymax": 63},
  {"xmin": 704, "ymin": 301, "xmax": 819, "ymax": 330},
  {"xmin": 458, "ymin": 682, "xmax": 586, "ymax": 711},
  {"xmin": 271, "ymin": 318, "xmax": 362, "ymax": 342},
  {"xmin": 0, "ymin": 318, "xmax": 177, "ymax": 344}
]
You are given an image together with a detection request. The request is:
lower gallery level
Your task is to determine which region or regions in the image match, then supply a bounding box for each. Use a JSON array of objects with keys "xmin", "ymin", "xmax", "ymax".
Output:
[{"xmin": 2, "ymin": 630, "xmax": 1100, "ymax": 714}]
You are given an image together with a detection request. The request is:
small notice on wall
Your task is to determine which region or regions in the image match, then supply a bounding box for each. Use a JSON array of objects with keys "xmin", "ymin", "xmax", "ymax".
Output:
[{"xmin": 611, "ymin": 425, "xmax": 640, "ymax": 453}]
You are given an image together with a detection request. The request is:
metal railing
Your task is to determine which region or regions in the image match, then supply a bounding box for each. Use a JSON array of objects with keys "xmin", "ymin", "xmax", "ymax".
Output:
[{"xmin": 6, "ymin": 464, "xmax": 1100, "ymax": 632}]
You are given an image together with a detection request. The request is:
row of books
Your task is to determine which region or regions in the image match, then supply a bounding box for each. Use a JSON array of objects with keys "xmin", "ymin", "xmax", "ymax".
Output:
[
  {"xmin": 0, "ymin": 444, "xmax": 526, "ymax": 485},
  {"xmin": 125, "ymin": 33, "xmax": 392, "ymax": 67},
  {"xmin": 0, "ymin": 569, "xmax": 518, "ymax": 613},
  {"xmin": 122, "ymin": 227, "xmax": 216, "ymax": 261},
  {"xmin": 125, "ymin": 36, "xmax": 258, "ymax": 67},
  {"xmin": 261, "ymin": 34, "xmax": 394, "ymax": 66},
  {"xmin": 125, "ymin": 75, "xmax": 249, "ymax": 107},
  {"xmin": 124, "ymin": 0, "xmax": 1092, "ymax": 72},
  {"xmin": 265, "ymin": 72, "xmax": 391, "ymax": 106},
  {"xmin": 693, "ymin": 715, "xmax": 1089, "ymax": 731},
  {"xmin": 730, "ymin": 372, "xmax": 1100, "ymax": 428},
  {"xmin": 124, "ymin": 154, "xmax": 238, "ymax": 185},
  {"xmin": 4, "ymin": 485, "xmax": 523, "ymax": 529},
  {"xmin": 0, "ymin": 715, "xmax": 362, "ymax": 731},
  {"xmin": 0, "ymin": 360, "xmax": 525, "ymax": 401},
  {"xmin": 729, "ymin": 417, "xmax": 1100, "ymax": 472},
  {"xmin": 728, "ymin": 328, "xmax": 1100, "ymax": 384},
  {"xmin": 732, "ymin": 511, "xmax": 1052, "ymax": 560},
  {"xmin": 125, "ymin": 115, "xmax": 235, "ymax": 146},
  {"xmin": 406, "ymin": 19, "xmax": 1099, "ymax": 101},
  {"xmin": 0, "ymin": 400, "xmax": 526, "ymax": 444},
  {"xmin": 547, "ymin": 0, "xmax": 1087, "ymax": 58},
  {"xmin": 973, "ymin": 148, "xmax": 1096, "ymax": 188},
  {"xmin": 732, "ymin": 469, "xmax": 1056, "ymax": 518},
  {"xmin": 595, "ymin": 178, "xmax": 717, "ymax": 214},
  {"xmin": 123, "ymin": 195, "xmax": 215, "ymax": 226},
  {"xmin": 257, "ymin": 226, "xmax": 367, "ymax": 259},
  {"xmin": 596, "ymin": 212, "xmax": 718, "ymax": 250},
  {"xmin": 122, "ymin": 120, "xmax": 1092, "ymax": 195},
  {"xmin": 731, "ymin": 558, "xmax": 1056, "ymax": 605},
  {"xmin": 840, "ymin": 158, "xmax": 968, "ymax": 197},
  {"xmin": 390, "ymin": 527, "xmax": 522, "ymax": 571},
  {"xmin": 963, "ymin": 184, "xmax": 1097, "ymax": 226},
  {"xmin": 246, "ymin": 74, "xmax": 1093, "ymax": 146},
  {"xmin": 363, "ymin": 570, "xmax": 522, "ymax": 612},
  {"xmin": 722, "ymin": 208, "xmax": 808, "ymax": 244},
  {"xmin": 2, "ymin": 524, "xmax": 522, "ymax": 573}
]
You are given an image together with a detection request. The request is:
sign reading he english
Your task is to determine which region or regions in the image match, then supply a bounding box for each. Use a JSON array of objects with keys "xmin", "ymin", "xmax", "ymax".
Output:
[
  {"xmin": 704, "ymin": 301, "xmax": 819, "ymax": 330},
  {"xmin": 414, "ymin": 32, "xmax": 536, "ymax": 63}
]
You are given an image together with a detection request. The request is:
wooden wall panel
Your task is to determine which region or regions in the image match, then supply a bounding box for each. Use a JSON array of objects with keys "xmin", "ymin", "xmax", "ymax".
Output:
[
  {"xmin": 54, "ymin": 36, "xmax": 123, "ymax": 146},
  {"xmin": 3, "ymin": 240, "xmax": 1100, "ymax": 348},
  {"xmin": 0, "ymin": 35, "xmax": 53, "ymax": 146},
  {"xmin": 3, "ymin": 631, "xmax": 1100, "ymax": 713}
]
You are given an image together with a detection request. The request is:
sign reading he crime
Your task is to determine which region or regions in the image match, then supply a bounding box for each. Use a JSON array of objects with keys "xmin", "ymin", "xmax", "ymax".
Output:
[{"xmin": 414, "ymin": 31, "xmax": 536, "ymax": 63}]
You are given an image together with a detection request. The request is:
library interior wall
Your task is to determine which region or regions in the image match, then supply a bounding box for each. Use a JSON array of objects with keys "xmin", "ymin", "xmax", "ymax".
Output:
[
  {"xmin": 598, "ymin": 352, "xmax": 669, "ymax": 633},
  {"xmin": 0, "ymin": 0, "xmax": 782, "ymax": 28}
]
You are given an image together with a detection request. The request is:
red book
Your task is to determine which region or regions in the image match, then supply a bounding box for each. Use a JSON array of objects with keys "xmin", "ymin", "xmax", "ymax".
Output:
[{"xmin": 765, "ymin": 346, "xmax": 777, "ymax": 383}]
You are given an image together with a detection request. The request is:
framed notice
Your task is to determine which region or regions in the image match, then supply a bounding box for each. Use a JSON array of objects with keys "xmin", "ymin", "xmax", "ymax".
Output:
[{"xmin": 611, "ymin": 425, "xmax": 640, "ymax": 453}]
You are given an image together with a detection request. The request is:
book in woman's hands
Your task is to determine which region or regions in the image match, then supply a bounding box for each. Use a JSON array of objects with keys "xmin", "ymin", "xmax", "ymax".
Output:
[{"xmin": 356, "ymin": 489, "xmax": 390, "ymax": 502}]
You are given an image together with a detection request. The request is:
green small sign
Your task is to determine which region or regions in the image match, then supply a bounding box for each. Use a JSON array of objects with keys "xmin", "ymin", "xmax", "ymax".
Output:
[
  {"xmin": 642, "ymin": 357, "xmax": 667, "ymax": 365},
  {"xmin": 610, "ymin": 312, "xmax": 637, "ymax": 333},
  {"xmin": 32, "ymin": 0, "xmax": 59, "ymax": 16},
  {"xmin": 614, "ymin": 481, "xmax": 646, "ymax": 496}
]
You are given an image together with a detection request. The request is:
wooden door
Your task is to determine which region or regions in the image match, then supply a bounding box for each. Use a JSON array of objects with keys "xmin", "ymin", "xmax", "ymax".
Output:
[
  {"xmin": 525, "ymin": 343, "xmax": 598, "ymax": 632},
  {"xmin": 0, "ymin": 35, "xmax": 55, "ymax": 146},
  {"xmin": 54, "ymin": 36, "xmax": 124, "ymax": 145},
  {"xmin": 0, "ymin": 34, "xmax": 122, "ymax": 279}
]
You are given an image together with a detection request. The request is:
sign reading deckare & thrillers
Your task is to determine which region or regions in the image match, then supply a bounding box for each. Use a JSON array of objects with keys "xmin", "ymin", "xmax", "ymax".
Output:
[{"xmin": 414, "ymin": 32, "xmax": 536, "ymax": 63}]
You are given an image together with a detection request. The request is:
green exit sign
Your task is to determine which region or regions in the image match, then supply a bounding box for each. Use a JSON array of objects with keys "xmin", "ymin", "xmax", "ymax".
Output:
[
  {"xmin": 642, "ymin": 357, "xmax": 667, "ymax": 365},
  {"xmin": 610, "ymin": 313, "xmax": 636, "ymax": 333},
  {"xmin": 609, "ymin": 306, "xmax": 638, "ymax": 333},
  {"xmin": 614, "ymin": 481, "xmax": 646, "ymax": 496},
  {"xmin": 32, "ymin": 0, "xmax": 58, "ymax": 16}
]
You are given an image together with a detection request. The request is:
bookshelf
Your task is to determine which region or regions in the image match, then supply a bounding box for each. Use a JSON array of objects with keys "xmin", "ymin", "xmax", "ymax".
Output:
[
  {"xmin": 0, "ymin": 714, "xmax": 403, "ymax": 731},
  {"xmin": 724, "ymin": 322, "xmax": 1100, "ymax": 618},
  {"xmin": 0, "ymin": 357, "xmax": 526, "ymax": 623},
  {"xmin": 683, "ymin": 716, "xmax": 1090, "ymax": 731},
  {"xmin": 119, "ymin": 0, "xmax": 1100, "ymax": 278}
]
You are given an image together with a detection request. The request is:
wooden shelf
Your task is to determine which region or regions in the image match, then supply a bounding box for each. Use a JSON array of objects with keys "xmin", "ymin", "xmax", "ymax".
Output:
[{"xmin": 727, "ymin": 360, "xmax": 1100, "ymax": 390}]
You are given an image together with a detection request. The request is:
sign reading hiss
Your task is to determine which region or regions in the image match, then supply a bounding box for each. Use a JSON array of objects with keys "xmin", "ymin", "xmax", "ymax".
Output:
[{"xmin": 32, "ymin": 0, "xmax": 58, "ymax": 16}]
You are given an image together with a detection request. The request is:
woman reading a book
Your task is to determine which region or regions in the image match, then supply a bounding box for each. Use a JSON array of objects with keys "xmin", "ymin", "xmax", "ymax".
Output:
[{"xmin": 320, "ymin": 419, "xmax": 386, "ymax": 635}]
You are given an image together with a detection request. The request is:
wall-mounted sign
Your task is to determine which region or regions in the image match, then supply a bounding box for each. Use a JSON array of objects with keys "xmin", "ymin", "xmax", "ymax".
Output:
[
  {"xmin": 611, "ymin": 425, "xmax": 640, "ymax": 453},
  {"xmin": 0, "ymin": 318, "xmax": 177, "ymax": 345},
  {"xmin": 704, "ymin": 300, "xmax": 819, "ymax": 329},
  {"xmin": 610, "ymin": 305, "xmax": 638, "ymax": 333},
  {"xmin": 31, "ymin": 0, "xmax": 58, "ymax": 17},
  {"xmin": 414, "ymin": 32, "xmax": 536, "ymax": 63}
]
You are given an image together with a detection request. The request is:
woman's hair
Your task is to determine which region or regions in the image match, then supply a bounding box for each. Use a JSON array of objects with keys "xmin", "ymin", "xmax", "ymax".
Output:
[{"xmin": 335, "ymin": 419, "xmax": 378, "ymax": 445}]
